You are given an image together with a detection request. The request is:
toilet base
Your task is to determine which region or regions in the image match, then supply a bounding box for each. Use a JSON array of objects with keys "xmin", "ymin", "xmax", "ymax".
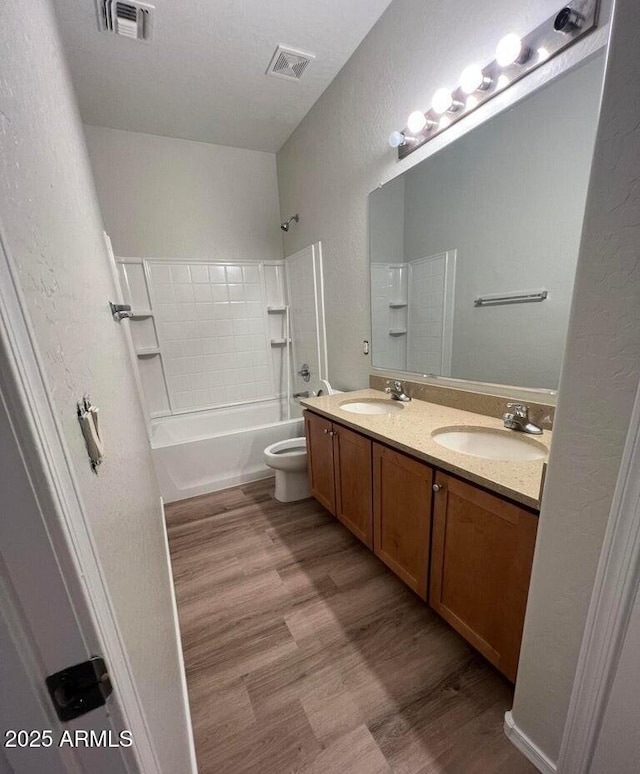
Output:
[{"xmin": 274, "ymin": 469, "xmax": 311, "ymax": 503}]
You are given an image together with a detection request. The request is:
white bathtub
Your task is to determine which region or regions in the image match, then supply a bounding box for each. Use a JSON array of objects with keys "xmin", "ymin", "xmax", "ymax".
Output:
[{"xmin": 151, "ymin": 400, "xmax": 304, "ymax": 502}]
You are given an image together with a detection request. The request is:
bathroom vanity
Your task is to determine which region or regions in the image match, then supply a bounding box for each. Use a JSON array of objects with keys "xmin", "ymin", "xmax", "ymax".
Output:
[{"xmin": 301, "ymin": 389, "xmax": 549, "ymax": 682}]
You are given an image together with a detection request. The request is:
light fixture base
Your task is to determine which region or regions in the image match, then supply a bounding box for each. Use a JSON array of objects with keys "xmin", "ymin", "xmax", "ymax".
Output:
[{"xmin": 396, "ymin": 0, "xmax": 599, "ymax": 159}]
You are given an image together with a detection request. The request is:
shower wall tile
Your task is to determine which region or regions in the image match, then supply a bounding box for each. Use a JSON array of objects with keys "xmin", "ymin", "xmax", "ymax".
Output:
[
  {"xmin": 149, "ymin": 261, "xmax": 279, "ymax": 412},
  {"xmin": 371, "ymin": 263, "xmax": 408, "ymax": 371}
]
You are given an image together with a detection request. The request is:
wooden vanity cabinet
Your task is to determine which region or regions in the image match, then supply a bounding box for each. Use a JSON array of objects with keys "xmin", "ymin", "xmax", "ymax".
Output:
[
  {"xmin": 372, "ymin": 443, "xmax": 433, "ymax": 600},
  {"xmin": 304, "ymin": 411, "xmax": 373, "ymax": 548},
  {"xmin": 305, "ymin": 408, "xmax": 539, "ymax": 680},
  {"xmin": 429, "ymin": 471, "xmax": 538, "ymax": 681}
]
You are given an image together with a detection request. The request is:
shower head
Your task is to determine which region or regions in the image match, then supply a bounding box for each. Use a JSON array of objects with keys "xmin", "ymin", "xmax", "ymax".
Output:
[{"xmin": 280, "ymin": 214, "xmax": 299, "ymax": 232}]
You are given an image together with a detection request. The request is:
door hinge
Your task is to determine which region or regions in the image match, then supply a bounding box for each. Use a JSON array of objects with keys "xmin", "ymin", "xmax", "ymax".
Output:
[{"xmin": 46, "ymin": 656, "xmax": 113, "ymax": 721}]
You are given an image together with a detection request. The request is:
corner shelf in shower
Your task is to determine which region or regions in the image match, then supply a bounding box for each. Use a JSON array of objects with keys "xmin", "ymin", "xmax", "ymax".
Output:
[
  {"xmin": 270, "ymin": 338, "xmax": 290, "ymax": 346},
  {"xmin": 135, "ymin": 347, "xmax": 161, "ymax": 357},
  {"xmin": 389, "ymin": 329, "xmax": 407, "ymax": 336},
  {"xmin": 267, "ymin": 305, "xmax": 288, "ymax": 313},
  {"xmin": 389, "ymin": 302, "xmax": 408, "ymax": 308}
]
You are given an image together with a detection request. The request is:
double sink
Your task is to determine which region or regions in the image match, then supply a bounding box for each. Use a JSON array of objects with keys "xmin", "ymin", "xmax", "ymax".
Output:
[{"xmin": 340, "ymin": 398, "xmax": 546, "ymax": 462}]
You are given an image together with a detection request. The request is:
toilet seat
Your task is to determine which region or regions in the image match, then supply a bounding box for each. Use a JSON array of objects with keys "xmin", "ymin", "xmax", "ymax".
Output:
[{"xmin": 264, "ymin": 437, "xmax": 307, "ymax": 459}]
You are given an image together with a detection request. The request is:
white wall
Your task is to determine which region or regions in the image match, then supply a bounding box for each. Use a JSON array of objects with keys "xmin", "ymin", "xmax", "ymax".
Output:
[
  {"xmin": 276, "ymin": 0, "xmax": 610, "ymax": 390},
  {"xmin": 512, "ymin": 0, "xmax": 640, "ymax": 763},
  {"xmin": 84, "ymin": 125, "xmax": 283, "ymax": 262},
  {"xmin": 0, "ymin": 2, "xmax": 192, "ymax": 772}
]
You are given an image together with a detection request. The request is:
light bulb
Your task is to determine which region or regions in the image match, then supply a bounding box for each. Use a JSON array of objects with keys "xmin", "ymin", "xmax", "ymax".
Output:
[
  {"xmin": 460, "ymin": 64, "xmax": 489, "ymax": 95},
  {"xmin": 496, "ymin": 33, "xmax": 529, "ymax": 67},
  {"xmin": 465, "ymin": 95, "xmax": 479, "ymax": 110},
  {"xmin": 431, "ymin": 88, "xmax": 453, "ymax": 115},
  {"xmin": 406, "ymin": 111, "xmax": 428, "ymax": 134},
  {"xmin": 388, "ymin": 131, "xmax": 406, "ymax": 148}
]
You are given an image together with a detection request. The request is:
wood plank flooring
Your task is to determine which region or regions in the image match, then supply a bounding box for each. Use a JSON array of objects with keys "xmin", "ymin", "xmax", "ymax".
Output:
[{"xmin": 166, "ymin": 479, "xmax": 536, "ymax": 774}]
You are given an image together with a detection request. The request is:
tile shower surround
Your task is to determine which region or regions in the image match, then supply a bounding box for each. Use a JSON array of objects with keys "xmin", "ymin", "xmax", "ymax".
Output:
[{"xmin": 149, "ymin": 262, "xmax": 275, "ymax": 411}]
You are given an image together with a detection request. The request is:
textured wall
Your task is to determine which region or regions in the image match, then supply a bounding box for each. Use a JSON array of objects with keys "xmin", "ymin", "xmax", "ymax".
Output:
[
  {"xmin": 85, "ymin": 125, "xmax": 283, "ymax": 262},
  {"xmin": 0, "ymin": 2, "xmax": 191, "ymax": 771},
  {"xmin": 276, "ymin": 0, "xmax": 607, "ymax": 390},
  {"xmin": 512, "ymin": 0, "xmax": 640, "ymax": 762}
]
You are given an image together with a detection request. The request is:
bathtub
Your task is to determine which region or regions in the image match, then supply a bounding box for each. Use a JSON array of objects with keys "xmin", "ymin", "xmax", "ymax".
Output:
[{"xmin": 151, "ymin": 399, "xmax": 304, "ymax": 502}]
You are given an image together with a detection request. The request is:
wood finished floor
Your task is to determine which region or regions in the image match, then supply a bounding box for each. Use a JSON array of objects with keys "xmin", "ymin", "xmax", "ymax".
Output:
[{"xmin": 166, "ymin": 479, "xmax": 536, "ymax": 774}]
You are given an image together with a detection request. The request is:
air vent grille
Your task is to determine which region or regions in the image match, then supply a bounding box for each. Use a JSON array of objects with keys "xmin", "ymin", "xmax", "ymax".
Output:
[
  {"xmin": 266, "ymin": 46, "xmax": 315, "ymax": 82},
  {"xmin": 96, "ymin": 0, "xmax": 155, "ymax": 42}
]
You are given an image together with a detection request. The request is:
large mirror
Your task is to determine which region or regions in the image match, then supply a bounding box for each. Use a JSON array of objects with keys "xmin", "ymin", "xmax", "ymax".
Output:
[{"xmin": 369, "ymin": 55, "xmax": 605, "ymax": 392}]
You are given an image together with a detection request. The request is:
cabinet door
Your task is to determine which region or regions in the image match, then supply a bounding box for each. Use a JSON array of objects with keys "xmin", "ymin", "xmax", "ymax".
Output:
[
  {"xmin": 333, "ymin": 424, "xmax": 373, "ymax": 548},
  {"xmin": 304, "ymin": 411, "xmax": 336, "ymax": 514},
  {"xmin": 372, "ymin": 443, "xmax": 433, "ymax": 600},
  {"xmin": 430, "ymin": 472, "xmax": 538, "ymax": 681}
]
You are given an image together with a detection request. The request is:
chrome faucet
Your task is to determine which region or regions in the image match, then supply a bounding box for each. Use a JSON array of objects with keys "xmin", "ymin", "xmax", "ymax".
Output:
[
  {"xmin": 385, "ymin": 380, "xmax": 411, "ymax": 402},
  {"xmin": 503, "ymin": 403, "xmax": 543, "ymax": 435}
]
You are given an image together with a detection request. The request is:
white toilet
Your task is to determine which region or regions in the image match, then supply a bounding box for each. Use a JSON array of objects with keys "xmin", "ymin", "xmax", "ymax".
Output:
[
  {"xmin": 263, "ymin": 437, "xmax": 310, "ymax": 502},
  {"xmin": 264, "ymin": 379, "xmax": 342, "ymax": 502}
]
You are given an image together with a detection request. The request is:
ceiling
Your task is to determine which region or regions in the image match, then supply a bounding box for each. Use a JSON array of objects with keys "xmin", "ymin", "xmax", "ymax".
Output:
[{"xmin": 53, "ymin": 0, "xmax": 393, "ymax": 153}]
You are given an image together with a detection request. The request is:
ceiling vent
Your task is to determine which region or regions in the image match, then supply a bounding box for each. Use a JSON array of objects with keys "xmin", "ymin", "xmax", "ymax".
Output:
[
  {"xmin": 266, "ymin": 46, "xmax": 315, "ymax": 82},
  {"xmin": 96, "ymin": 1, "xmax": 155, "ymax": 42}
]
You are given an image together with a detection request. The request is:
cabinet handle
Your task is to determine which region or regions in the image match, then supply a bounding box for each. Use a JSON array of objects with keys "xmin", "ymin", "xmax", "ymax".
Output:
[
  {"xmin": 323, "ymin": 429, "xmax": 337, "ymax": 436},
  {"xmin": 432, "ymin": 483, "xmax": 443, "ymax": 492}
]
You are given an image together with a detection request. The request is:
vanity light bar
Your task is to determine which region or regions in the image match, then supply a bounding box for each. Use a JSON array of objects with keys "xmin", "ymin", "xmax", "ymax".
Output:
[{"xmin": 392, "ymin": 0, "xmax": 599, "ymax": 159}]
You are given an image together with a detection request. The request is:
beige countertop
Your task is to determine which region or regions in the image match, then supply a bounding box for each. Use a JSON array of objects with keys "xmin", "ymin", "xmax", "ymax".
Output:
[{"xmin": 300, "ymin": 388, "xmax": 551, "ymax": 510}]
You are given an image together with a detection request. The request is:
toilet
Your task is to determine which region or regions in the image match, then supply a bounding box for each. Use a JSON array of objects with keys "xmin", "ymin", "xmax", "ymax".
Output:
[
  {"xmin": 264, "ymin": 379, "xmax": 342, "ymax": 502},
  {"xmin": 263, "ymin": 437, "xmax": 310, "ymax": 502}
]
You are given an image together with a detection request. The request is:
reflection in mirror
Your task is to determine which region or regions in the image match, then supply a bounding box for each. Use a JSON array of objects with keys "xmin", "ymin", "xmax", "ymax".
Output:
[{"xmin": 369, "ymin": 55, "xmax": 605, "ymax": 392}]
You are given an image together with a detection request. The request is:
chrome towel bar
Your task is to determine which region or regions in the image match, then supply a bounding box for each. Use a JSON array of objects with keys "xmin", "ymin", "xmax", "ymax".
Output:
[{"xmin": 474, "ymin": 290, "xmax": 548, "ymax": 307}]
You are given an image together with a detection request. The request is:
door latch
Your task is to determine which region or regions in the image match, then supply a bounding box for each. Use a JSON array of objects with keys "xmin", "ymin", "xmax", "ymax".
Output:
[{"xmin": 46, "ymin": 657, "xmax": 113, "ymax": 721}]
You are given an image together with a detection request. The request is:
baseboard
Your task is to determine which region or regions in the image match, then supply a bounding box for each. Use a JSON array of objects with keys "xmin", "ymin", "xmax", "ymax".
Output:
[
  {"xmin": 504, "ymin": 711, "xmax": 557, "ymax": 774},
  {"xmin": 160, "ymin": 498, "xmax": 199, "ymax": 774}
]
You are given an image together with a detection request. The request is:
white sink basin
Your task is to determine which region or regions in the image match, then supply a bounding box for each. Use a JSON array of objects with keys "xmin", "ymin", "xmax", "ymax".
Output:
[
  {"xmin": 340, "ymin": 399, "xmax": 405, "ymax": 416},
  {"xmin": 432, "ymin": 426, "xmax": 547, "ymax": 461}
]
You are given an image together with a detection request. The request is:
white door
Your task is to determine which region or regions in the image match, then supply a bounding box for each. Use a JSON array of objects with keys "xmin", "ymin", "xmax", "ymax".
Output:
[{"xmin": 0, "ymin": 387, "xmax": 131, "ymax": 774}]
